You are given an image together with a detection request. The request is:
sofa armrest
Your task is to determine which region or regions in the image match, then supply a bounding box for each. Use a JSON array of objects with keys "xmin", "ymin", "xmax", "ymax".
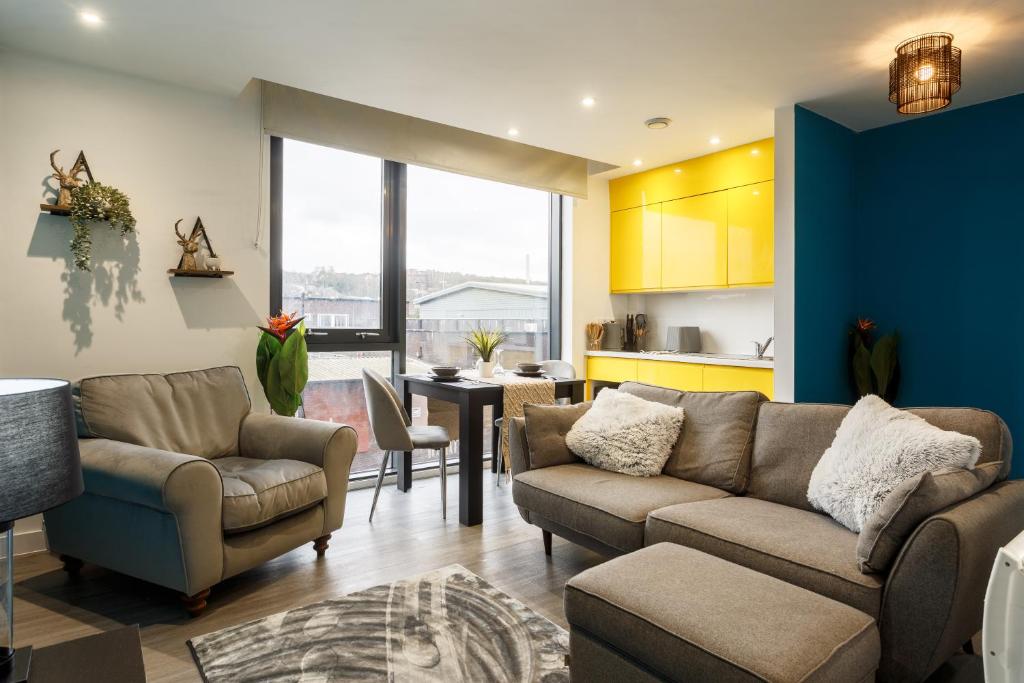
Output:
[
  {"xmin": 239, "ymin": 413, "xmax": 358, "ymax": 534},
  {"xmin": 78, "ymin": 438, "xmax": 223, "ymax": 514},
  {"xmin": 879, "ymin": 480, "xmax": 1024, "ymax": 682},
  {"xmin": 508, "ymin": 417, "xmax": 530, "ymax": 475}
]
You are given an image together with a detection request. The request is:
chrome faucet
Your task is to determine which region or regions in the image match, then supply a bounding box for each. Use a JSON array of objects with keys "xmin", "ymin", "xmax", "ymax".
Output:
[{"xmin": 753, "ymin": 336, "xmax": 774, "ymax": 359}]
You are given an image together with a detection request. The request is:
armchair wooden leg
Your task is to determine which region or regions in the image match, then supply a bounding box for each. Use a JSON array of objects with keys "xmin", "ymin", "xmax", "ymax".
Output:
[
  {"xmin": 543, "ymin": 530, "xmax": 552, "ymax": 556},
  {"xmin": 60, "ymin": 555, "xmax": 83, "ymax": 576},
  {"xmin": 181, "ymin": 588, "xmax": 211, "ymax": 617},
  {"xmin": 314, "ymin": 534, "xmax": 331, "ymax": 557}
]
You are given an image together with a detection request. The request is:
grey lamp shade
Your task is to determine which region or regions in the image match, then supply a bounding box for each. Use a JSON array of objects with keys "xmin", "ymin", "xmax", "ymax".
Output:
[{"xmin": 0, "ymin": 379, "xmax": 83, "ymax": 524}]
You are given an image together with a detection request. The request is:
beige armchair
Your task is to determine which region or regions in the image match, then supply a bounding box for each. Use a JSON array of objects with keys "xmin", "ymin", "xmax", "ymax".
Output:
[{"xmin": 43, "ymin": 366, "xmax": 356, "ymax": 616}]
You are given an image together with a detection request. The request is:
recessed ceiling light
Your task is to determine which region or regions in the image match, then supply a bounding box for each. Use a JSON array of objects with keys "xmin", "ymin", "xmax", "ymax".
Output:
[
  {"xmin": 632, "ymin": 159, "xmax": 643, "ymax": 167},
  {"xmin": 750, "ymin": 148, "xmax": 760, "ymax": 156},
  {"xmin": 709, "ymin": 136, "xmax": 721, "ymax": 145},
  {"xmin": 507, "ymin": 127, "xmax": 519, "ymax": 137},
  {"xmin": 644, "ymin": 117, "xmax": 672, "ymax": 130},
  {"xmin": 79, "ymin": 10, "xmax": 103, "ymax": 26},
  {"xmin": 581, "ymin": 96, "xmax": 596, "ymax": 108}
]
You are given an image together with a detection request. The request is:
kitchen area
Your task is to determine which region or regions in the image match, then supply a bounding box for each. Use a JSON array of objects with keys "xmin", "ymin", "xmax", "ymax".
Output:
[{"xmin": 583, "ymin": 138, "xmax": 776, "ymax": 399}]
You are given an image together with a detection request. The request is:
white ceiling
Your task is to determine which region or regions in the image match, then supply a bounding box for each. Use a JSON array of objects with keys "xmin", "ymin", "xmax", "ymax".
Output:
[{"xmin": 2, "ymin": 1, "xmax": 1023, "ymax": 176}]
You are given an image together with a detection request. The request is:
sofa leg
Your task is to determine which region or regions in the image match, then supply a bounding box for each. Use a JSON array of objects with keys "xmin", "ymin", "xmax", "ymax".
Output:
[
  {"xmin": 314, "ymin": 534, "xmax": 331, "ymax": 557},
  {"xmin": 543, "ymin": 530, "xmax": 552, "ymax": 556},
  {"xmin": 181, "ymin": 588, "xmax": 211, "ymax": 617},
  {"xmin": 60, "ymin": 555, "xmax": 83, "ymax": 576}
]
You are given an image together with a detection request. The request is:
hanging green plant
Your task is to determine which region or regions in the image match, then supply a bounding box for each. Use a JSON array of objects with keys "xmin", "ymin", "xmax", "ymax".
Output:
[{"xmin": 68, "ymin": 182, "xmax": 136, "ymax": 271}]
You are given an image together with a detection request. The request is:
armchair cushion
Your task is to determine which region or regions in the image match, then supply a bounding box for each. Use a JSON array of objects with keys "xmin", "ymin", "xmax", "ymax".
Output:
[
  {"xmin": 213, "ymin": 457, "xmax": 327, "ymax": 533},
  {"xmin": 76, "ymin": 366, "xmax": 250, "ymax": 458}
]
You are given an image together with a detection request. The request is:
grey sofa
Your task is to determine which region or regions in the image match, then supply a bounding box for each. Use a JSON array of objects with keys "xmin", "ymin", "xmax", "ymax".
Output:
[
  {"xmin": 44, "ymin": 366, "xmax": 357, "ymax": 615},
  {"xmin": 509, "ymin": 381, "xmax": 1024, "ymax": 682}
]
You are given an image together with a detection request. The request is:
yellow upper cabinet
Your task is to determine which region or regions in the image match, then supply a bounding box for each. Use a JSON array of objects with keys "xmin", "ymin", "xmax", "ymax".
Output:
[
  {"xmin": 662, "ymin": 192, "xmax": 728, "ymax": 289},
  {"xmin": 609, "ymin": 139, "xmax": 774, "ymax": 212},
  {"xmin": 727, "ymin": 180, "xmax": 774, "ymax": 286},
  {"xmin": 610, "ymin": 204, "xmax": 661, "ymax": 292}
]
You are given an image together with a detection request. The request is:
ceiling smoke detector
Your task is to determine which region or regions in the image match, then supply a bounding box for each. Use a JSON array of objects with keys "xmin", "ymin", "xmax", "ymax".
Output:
[{"xmin": 644, "ymin": 117, "xmax": 672, "ymax": 130}]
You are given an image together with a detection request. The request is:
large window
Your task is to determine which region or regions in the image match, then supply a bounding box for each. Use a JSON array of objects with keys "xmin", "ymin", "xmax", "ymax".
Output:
[{"xmin": 271, "ymin": 137, "xmax": 560, "ymax": 478}]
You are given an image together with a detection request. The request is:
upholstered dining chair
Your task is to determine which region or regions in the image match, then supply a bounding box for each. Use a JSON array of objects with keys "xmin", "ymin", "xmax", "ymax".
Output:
[{"xmin": 361, "ymin": 369, "xmax": 451, "ymax": 522}]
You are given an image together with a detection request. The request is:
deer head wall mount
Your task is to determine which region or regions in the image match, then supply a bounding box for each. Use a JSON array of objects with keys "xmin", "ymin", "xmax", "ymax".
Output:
[
  {"xmin": 174, "ymin": 219, "xmax": 203, "ymax": 271},
  {"xmin": 49, "ymin": 149, "xmax": 94, "ymax": 207}
]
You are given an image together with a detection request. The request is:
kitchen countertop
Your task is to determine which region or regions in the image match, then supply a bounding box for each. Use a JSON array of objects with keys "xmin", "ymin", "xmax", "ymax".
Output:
[{"xmin": 585, "ymin": 349, "xmax": 774, "ymax": 369}]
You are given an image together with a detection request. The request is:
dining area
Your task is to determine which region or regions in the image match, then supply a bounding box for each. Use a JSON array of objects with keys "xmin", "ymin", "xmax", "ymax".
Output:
[{"xmin": 361, "ymin": 360, "xmax": 584, "ymax": 526}]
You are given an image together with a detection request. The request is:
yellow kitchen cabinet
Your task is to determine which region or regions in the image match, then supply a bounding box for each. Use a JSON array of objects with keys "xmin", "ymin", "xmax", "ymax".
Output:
[
  {"xmin": 586, "ymin": 356, "xmax": 638, "ymax": 383},
  {"xmin": 610, "ymin": 205, "xmax": 661, "ymax": 292},
  {"xmin": 609, "ymin": 139, "xmax": 774, "ymax": 212},
  {"xmin": 637, "ymin": 360, "xmax": 703, "ymax": 391},
  {"xmin": 661, "ymin": 192, "xmax": 728, "ymax": 290},
  {"xmin": 702, "ymin": 365, "xmax": 774, "ymax": 399},
  {"xmin": 728, "ymin": 181, "xmax": 774, "ymax": 285}
]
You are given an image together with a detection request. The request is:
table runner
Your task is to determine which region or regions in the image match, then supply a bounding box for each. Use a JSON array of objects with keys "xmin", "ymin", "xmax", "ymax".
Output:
[{"xmin": 477, "ymin": 375, "xmax": 556, "ymax": 474}]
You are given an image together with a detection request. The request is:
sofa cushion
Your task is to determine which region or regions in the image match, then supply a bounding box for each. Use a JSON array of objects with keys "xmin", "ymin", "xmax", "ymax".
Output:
[
  {"xmin": 808, "ymin": 395, "xmax": 982, "ymax": 533},
  {"xmin": 512, "ymin": 463, "xmax": 729, "ymax": 553},
  {"xmin": 213, "ymin": 456, "xmax": 327, "ymax": 533},
  {"xmin": 566, "ymin": 389, "xmax": 685, "ymax": 477},
  {"xmin": 618, "ymin": 382, "xmax": 763, "ymax": 493},
  {"xmin": 523, "ymin": 402, "xmax": 590, "ymax": 469},
  {"xmin": 645, "ymin": 496, "xmax": 884, "ymax": 617},
  {"xmin": 565, "ymin": 543, "xmax": 880, "ymax": 683},
  {"xmin": 857, "ymin": 461, "xmax": 1002, "ymax": 573},
  {"xmin": 749, "ymin": 402, "xmax": 1013, "ymax": 512},
  {"xmin": 76, "ymin": 366, "xmax": 251, "ymax": 459}
]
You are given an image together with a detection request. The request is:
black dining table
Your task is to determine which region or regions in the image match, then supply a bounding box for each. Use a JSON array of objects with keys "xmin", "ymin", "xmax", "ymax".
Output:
[{"xmin": 396, "ymin": 373, "xmax": 585, "ymax": 526}]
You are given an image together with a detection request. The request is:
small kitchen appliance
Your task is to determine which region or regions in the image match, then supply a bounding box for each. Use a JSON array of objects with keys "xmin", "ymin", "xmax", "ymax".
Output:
[{"xmin": 666, "ymin": 326, "xmax": 702, "ymax": 353}]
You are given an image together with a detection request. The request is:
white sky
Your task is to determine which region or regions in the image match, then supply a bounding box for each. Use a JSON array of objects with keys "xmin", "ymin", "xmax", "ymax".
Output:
[{"xmin": 282, "ymin": 139, "xmax": 550, "ymax": 281}]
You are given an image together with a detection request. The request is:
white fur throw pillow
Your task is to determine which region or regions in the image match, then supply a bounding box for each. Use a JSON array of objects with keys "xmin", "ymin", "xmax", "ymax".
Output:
[
  {"xmin": 565, "ymin": 388, "xmax": 684, "ymax": 477},
  {"xmin": 808, "ymin": 395, "xmax": 981, "ymax": 532}
]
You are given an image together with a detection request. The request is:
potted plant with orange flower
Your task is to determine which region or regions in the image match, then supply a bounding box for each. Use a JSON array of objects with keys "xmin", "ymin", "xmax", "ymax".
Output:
[
  {"xmin": 256, "ymin": 312, "xmax": 309, "ymax": 416},
  {"xmin": 849, "ymin": 317, "xmax": 900, "ymax": 402}
]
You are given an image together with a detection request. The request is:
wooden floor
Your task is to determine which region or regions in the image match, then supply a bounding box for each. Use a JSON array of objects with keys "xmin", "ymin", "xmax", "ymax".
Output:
[{"xmin": 13, "ymin": 471, "xmax": 605, "ymax": 682}]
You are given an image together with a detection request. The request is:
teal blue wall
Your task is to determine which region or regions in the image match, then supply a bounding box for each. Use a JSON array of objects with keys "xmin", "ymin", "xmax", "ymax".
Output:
[
  {"xmin": 794, "ymin": 106, "xmax": 857, "ymax": 403},
  {"xmin": 794, "ymin": 94, "xmax": 1024, "ymax": 477}
]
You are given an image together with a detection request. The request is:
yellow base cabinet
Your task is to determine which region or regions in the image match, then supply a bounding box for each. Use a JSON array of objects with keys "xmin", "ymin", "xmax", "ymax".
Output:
[
  {"xmin": 661, "ymin": 192, "xmax": 728, "ymax": 289},
  {"xmin": 610, "ymin": 205, "xmax": 661, "ymax": 292},
  {"xmin": 637, "ymin": 360, "xmax": 703, "ymax": 391},
  {"xmin": 702, "ymin": 365, "xmax": 774, "ymax": 399},
  {"xmin": 727, "ymin": 180, "xmax": 774, "ymax": 286}
]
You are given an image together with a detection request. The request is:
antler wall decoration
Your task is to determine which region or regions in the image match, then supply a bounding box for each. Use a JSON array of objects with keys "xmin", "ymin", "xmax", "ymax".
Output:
[
  {"xmin": 48, "ymin": 149, "xmax": 94, "ymax": 208},
  {"xmin": 174, "ymin": 219, "xmax": 203, "ymax": 271}
]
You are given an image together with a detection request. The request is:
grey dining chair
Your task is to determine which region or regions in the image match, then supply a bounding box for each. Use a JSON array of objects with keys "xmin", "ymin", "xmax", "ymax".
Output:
[{"xmin": 361, "ymin": 368, "xmax": 451, "ymax": 522}]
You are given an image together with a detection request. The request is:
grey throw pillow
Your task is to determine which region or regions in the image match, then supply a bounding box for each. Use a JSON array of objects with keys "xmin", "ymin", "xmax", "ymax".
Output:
[
  {"xmin": 808, "ymin": 395, "xmax": 981, "ymax": 532},
  {"xmin": 857, "ymin": 461, "xmax": 1001, "ymax": 573},
  {"xmin": 523, "ymin": 402, "xmax": 592, "ymax": 470}
]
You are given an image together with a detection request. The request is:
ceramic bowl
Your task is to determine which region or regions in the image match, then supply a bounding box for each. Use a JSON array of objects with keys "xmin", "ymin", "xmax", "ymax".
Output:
[
  {"xmin": 431, "ymin": 366, "xmax": 460, "ymax": 377},
  {"xmin": 517, "ymin": 362, "xmax": 542, "ymax": 373}
]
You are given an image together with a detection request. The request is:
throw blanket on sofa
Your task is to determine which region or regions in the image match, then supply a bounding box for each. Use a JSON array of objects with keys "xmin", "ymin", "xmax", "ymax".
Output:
[{"xmin": 478, "ymin": 376, "xmax": 555, "ymax": 474}]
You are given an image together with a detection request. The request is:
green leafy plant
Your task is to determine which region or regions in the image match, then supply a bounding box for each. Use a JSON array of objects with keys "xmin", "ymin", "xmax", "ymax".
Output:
[
  {"xmin": 849, "ymin": 318, "xmax": 900, "ymax": 402},
  {"xmin": 256, "ymin": 312, "xmax": 309, "ymax": 416},
  {"xmin": 465, "ymin": 327, "xmax": 508, "ymax": 362},
  {"xmin": 68, "ymin": 182, "xmax": 136, "ymax": 271}
]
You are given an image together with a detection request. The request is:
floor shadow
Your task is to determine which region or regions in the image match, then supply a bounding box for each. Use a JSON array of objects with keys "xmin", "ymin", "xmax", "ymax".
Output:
[
  {"xmin": 169, "ymin": 277, "xmax": 260, "ymax": 329},
  {"xmin": 27, "ymin": 214, "xmax": 145, "ymax": 354}
]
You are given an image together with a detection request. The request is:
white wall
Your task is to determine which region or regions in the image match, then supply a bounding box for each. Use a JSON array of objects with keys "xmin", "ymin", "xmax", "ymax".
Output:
[
  {"xmin": 565, "ymin": 174, "xmax": 623, "ymax": 372},
  {"xmin": 0, "ymin": 51, "xmax": 268, "ymax": 553},
  {"xmin": 772, "ymin": 105, "xmax": 795, "ymax": 401},
  {"xmin": 623, "ymin": 289, "xmax": 774, "ymax": 355}
]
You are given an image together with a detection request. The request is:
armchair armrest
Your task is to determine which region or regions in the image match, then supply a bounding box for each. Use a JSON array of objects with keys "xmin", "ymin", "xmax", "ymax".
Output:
[
  {"xmin": 78, "ymin": 438, "xmax": 222, "ymax": 515},
  {"xmin": 238, "ymin": 413, "xmax": 358, "ymax": 534},
  {"xmin": 879, "ymin": 480, "xmax": 1024, "ymax": 682}
]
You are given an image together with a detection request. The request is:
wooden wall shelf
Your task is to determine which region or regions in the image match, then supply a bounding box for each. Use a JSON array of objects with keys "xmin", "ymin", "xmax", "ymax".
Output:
[
  {"xmin": 40, "ymin": 203, "xmax": 72, "ymax": 216},
  {"xmin": 167, "ymin": 269, "xmax": 234, "ymax": 279}
]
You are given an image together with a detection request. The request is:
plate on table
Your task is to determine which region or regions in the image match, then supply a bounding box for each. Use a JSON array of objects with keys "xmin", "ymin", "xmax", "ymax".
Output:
[
  {"xmin": 513, "ymin": 370, "xmax": 546, "ymax": 378},
  {"xmin": 428, "ymin": 374, "xmax": 464, "ymax": 382}
]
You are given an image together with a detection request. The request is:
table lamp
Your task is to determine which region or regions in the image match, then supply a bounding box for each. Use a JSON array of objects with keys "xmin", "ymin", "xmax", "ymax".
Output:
[{"xmin": 0, "ymin": 380, "xmax": 82, "ymax": 683}]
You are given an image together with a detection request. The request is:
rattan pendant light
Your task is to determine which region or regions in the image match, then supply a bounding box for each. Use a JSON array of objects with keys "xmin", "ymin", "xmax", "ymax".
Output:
[{"xmin": 889, "ymin": 33, "xmax": 962, "ymax": 114}]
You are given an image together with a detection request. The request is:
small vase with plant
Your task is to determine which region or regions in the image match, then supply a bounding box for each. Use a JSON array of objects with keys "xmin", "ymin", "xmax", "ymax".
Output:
[
  {"xmin": 849, "ymin": 318, "xmax": 900, "ymax": 402},
  {"xmin": 256, "ymin": 311, "xmax": 309, "ymax": 416},
  {"xmin": 465, "ymin": 327, "xmax": 507, "ymax": 378}
]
